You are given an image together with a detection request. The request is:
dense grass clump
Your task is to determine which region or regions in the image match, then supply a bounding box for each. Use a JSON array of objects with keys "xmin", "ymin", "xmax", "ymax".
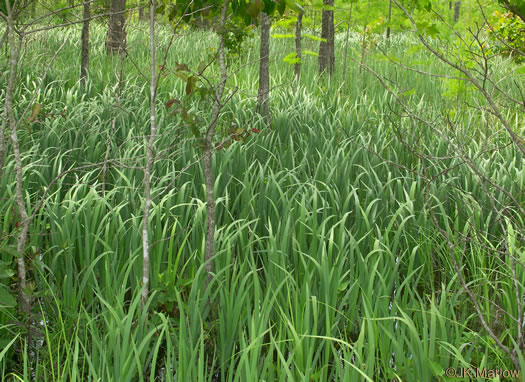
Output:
[{"xmin": 0, "ymin": 21, "xmax": 524, "ymax": 381}]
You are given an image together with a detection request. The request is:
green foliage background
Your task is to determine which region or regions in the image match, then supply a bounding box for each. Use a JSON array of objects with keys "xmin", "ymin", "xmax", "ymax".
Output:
[{"xmin": 0, "ymin": 0, "xmax": 524, "ymax": 380}]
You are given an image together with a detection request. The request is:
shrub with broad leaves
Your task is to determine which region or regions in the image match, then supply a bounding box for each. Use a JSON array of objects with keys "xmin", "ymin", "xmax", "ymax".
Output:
[{"xmin": 486, "ymin": 11, "xmax": 525, "ymax": 62}]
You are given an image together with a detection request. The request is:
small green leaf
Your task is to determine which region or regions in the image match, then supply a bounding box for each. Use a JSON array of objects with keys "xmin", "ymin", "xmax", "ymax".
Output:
[
  {"xmin": 285, "ymin": 0, "xmax": 305, "ymax": 13},
  {"xmin": 402, "ymin": 89, "xmax": 415, "ymax": 97},
  {"xmin": 0, "ymin": 334, "xmax": 20, "ymax": 361},
  {"xmin": 26, "ymin": 103, "xmax": 42, "ymax": 124},
  {"xmin": 186, "ymin": 76, "xmax": 198, "ymax": 95},
  {"xmin": 416, "ymin": 21, "xmax": 429, "ymax": 32},
  {"xmin": 175, "ymin": 63, "xmax": 190, "ymax": 72},
  {"xmin": 198, "ymin": 87, "xmax": 210, "ymax": 101},
  {"xmin": 426, "ymin": 24, "xmax": 440, "ymax": 38},
  {"xmin": 304, "ymin": 34, "xmax": 327, "ymax": 42},
  {"xmin": 0, "ymin": 285, "xmax": 16, "ymax": 307},
  {"xmin": 168, "ymin": 5, "xmax": 177, "ymax": 21},
  {"xmin": 0, "ymin": 263, "xmax": 14, "ymax": 279},
  {"xmin": 338, "ymin": 281, "xmax": 349, "ymax": 292},
  {"xmin": 283, "ymin": 52, "xmax": 300, "ymax": 64},
  {"xmin": 155, "ymin": 3, "xmax": 165, "ymax": 15},
  {"xmin": 271, "ymin": 34, "xmax": 295, "ymax": 39},
  {"xmin": 0, "ymin": 246, "xmax": 20, "ymax": 258},
  {"xmin": 175, "ymin": 71, "xmax": 190, "ymax": 82},
  {"xmin": 303, "ymin": 50, "xmax": 319, "ymax": 57}
]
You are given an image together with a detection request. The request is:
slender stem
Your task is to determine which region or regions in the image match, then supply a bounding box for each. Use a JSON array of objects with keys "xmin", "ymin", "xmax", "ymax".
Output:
[
  {"xmin": 142, "ymin": 0, "xmax": 157, "ymax": 308},
  {"xmin": 294, "ymin": 11, "xmax": 303, "ymax": 81},
  {"xmin": 203, "ymin": 0, "xmax": 229, "ymax": 287},
  {"xmin": 5, "ymin": 0, "xmax": 30, "ymax": 317}
]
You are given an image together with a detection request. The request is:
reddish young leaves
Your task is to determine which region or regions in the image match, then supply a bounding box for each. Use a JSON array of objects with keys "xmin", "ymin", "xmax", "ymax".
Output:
[{"xmin": 165, "ymin": 99, "xmax": 180, "ymax": 109}]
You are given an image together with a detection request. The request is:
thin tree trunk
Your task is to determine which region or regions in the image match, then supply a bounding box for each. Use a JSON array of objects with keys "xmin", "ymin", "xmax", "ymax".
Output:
[
  {"xmin": 386, "ymin": 0, "xmax": 392, "ymax": 39},
  {"xmin": 0, "ymin": 28, "xmax": 6, "ymax": 178},
  {"xmin": 80, "ymin": 0, "xmax": 91, "ymax": 83},
  {"xmin": 0, "ymin": 26, "xmax": 7, "ymax": 176},
  {"xmin": 360, "ymin": 0, "xmax": 371, "ymax": 74},
  {"xmin": 342, "ymin": 3, "xmax": 353, "ymax": 81},
  {"xmin": 318, "ymin": 0, "xmax": 335, "ymax": 75},
  {"xmin": 294, "ymin": 11, "xmax": 303, "ymax": 81},
  {"xmin": 0, "ymin": 108, "xmax": 5, "ymax": 180},
  {"xmin": 138, "ymin": 0, "xmax": 145, "ymax": 20},
  {"xmin": 257, "ymin": 12, "xmax": 271, "ymax": 126},
  {"xmin": 5, "ymin": 0, "xmax": 30, "ymax": 317},
  {"xmin": 203, "ymin": 0, "xmax": 229, "ymax": 286},
  {"xmin": 141, "ymin": 0, "xmax": 157, "ymax": 308},
  {"xmin": 106, "ymin": 0, "xmax": 127, "ymax": 54},
  {"xmin": 453, "ymin": 1, "xmax": 461, "ymax": 23}
]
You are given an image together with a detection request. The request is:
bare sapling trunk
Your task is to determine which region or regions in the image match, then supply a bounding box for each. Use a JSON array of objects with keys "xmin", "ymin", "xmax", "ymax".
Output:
[
  {"xmin": 318, "ymin": 0, "xmax": 335, "ymax": 75},
  {"xmin": 141, "ymin": 0, "xmax": 157, "ymax": 308},
  {"xmin": 294, "ymin": 11, "xmax": 303, "ymax": 81},
  {"xmin": 257, "ymin": 11, "xmax": 271, "ymax": 126},
  {"xmin": 203, "ymin": 0, "xmax": 229, "ymax": 286},
  {"xmin": 106, "ymin": 0, "xmax": 127, "ymax": 54},
  {"xmin": 0, "ymin": 15, "xmax": 8, "ymax": 178},
  {"xmin": 5, "ymin": 0, "xmax": 31, "ymax": 317},
  {"xmin": 0, "ymin": 62, "xmax": 6, "ymax": 178},
  {"xmin": 0, "ymin": 106, "xmax": 5, "ymax": 179},
  {"xmin": 0, "ymin": 26, "xmax": 7, "ymax": 176},
  {"xmin": 80, "ymin": 0, "xmax": 91, "ymax": 83}
]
